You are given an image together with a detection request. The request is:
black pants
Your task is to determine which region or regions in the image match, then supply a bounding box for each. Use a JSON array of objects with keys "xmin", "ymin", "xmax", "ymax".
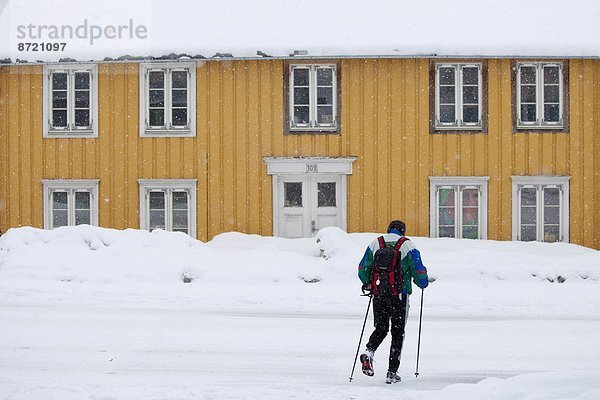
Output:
[{"xmin": 366, "ymin": 293, "xmax": 409, "ymax": 373}]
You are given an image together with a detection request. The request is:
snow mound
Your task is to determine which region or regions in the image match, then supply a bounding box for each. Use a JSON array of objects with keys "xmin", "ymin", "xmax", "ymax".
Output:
[
  {"xmin": 0, "ymin": 225, "xmax": 599, "ymax": 317},
  {"xmin": 315, "ymin": 226, "xmax": 354, "ymax": 259}
]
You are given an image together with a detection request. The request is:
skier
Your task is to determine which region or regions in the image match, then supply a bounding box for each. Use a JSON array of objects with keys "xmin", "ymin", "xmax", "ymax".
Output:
[{"xmin": 357, "ymin": 220, "xmax": 429, "ymax": 384}]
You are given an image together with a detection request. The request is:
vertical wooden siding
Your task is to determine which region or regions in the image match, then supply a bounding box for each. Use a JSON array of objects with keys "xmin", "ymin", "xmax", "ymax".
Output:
[{"xmin": 0, "ymin": 59, "xmax": 598, "ymax": 248}]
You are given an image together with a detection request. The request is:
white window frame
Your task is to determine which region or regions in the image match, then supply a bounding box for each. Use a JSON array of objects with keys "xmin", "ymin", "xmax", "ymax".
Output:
[
  {"xmin": 42, "ymin": 179, "xmax": 99, "ymax": 229},
  {"xmin": 516, "ymin": 62, "xmax": 564, "ymax": 129},
  {"xmin": 43, "ymin": 64, "xmax": 98, "ymax": 138},
  {"xmin": 435, "ymin": 63, "xmax": 483, "ymax": 130},
  {"xmin": 288, "ymin": 64, "xmax": 338, "ymax": 131},
  {"xmin": 429, "ymin": 176, "xmax": 489, "ymax": 239},
  {"xmin": 139, "ymin": 62, "xmax": 196, "ymax": 137},
  {"xmin": 511, "ymin": 176, "xmax": 570, "ymax": 243},
  {"xmin": 138, "ymin": 179, "xmax": 197, "ymax": 238}
]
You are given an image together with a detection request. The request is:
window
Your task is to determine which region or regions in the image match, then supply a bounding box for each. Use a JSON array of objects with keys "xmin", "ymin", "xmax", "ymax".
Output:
[
  {"xmin": 138, "ymin": 179, "xmax": 197, "ymax": 237},
  {"xmin": 43, "ymin": 64, "xmax": 98, "ymax": 137},
  {"xmin": 287, "ymin": 64, "xmax": 338, "ymax": 132},
  {"xmin": 433, "ymin": 63, "xmax": 484, "ymax": 131},
  {"xmin": 511, "ymin": 176, "xmax": 570, "ymax": 243},
  {"xmin": 429, "ymin": 177, "xmax": 489, "ymax": 239},
  {"xmin": 139, "ymin": 63, "xmax": 196, "ymax": 137},
  {"xmin": 515, "ymin": 62, "xmax": 566, "ymax": 129},
  {"xmin": 42, "ymin": 180, "xmax": 99, "ymax": 229}
]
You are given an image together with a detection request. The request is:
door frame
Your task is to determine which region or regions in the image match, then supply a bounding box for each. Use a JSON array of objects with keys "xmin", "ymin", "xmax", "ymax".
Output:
[{"xmin": 264, "ymin": 157, "xmax": 357, "ymax": 237}]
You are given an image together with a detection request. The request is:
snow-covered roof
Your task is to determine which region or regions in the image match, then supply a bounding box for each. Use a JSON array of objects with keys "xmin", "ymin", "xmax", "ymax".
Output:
[{"xmin": 1, "ymin": 0, "xmax": 599, "ymax": 64}]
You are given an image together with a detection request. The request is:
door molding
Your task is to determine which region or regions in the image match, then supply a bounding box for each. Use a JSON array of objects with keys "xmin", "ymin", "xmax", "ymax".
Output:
[{"xmin": 264, "ymin": 157, "xmax": 357, "ymax": 237}]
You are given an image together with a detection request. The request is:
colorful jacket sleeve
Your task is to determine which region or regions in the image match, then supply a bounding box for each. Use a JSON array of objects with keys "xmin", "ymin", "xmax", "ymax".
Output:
[
  {"xmin": 408, "ymin": 248, "xmax": 429, "ymax": 290},
  {"xmin": 357, "ymin": 246, "xmax": 375, "ymax": 285},
  {"xmin": 399, "ymin": 240, "xmax": 429, "ymax": 293}
]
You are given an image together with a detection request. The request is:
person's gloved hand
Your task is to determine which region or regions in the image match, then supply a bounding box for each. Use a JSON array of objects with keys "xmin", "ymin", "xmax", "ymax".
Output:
[{"xmin": 361, "ymin": 283, "xmax": 373, "ymax": 294}]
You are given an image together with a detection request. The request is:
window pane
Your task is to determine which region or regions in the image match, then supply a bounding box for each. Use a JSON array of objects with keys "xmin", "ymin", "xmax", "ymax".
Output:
[
  {"xmin": 544, "ymin": 86, "xmax": 560, "ymax": 103},
  {"xmin": 439, "ymin": 226, "xmax": 455, "ymax": 238},
  {"xmin": 462, "ymin": 189, "xmax": 479, "ymax": 206},
  {"xmin": 544, "ymin": 67, "xmax": 560, "ymax": 84},
  {"xmin": 149, "ymin": 71, "xmax": 165, "ymax": 89},
  {"xmin": 149, "ymin": 192, "xmax": 165, "ymax": 209},
  {"xmin": 293, "ymin": 87, "xmax": 309, "ymax": 105},
  {"xmin": 149, "ymin": 109, "xmax": 165, "ymax": 127},
  {"xmin": 316, "ymin": 68, "xmax": 333, "ymax": 86},
  {"xmin": 293, "ymin": 68, "xmax": 309, "ymax": 86},
  {"xmin": 149, "ymin": 210, "xmax": 165, "ymax": 230},
  {"xmin": 520, "ymin": 225, "xmax": 537, "ymax": 241},
  {"xmin": 52, "ymin": 110, "xmax": 68, "ymax": 127},
  {"xmin": 463, "ymin": 105, "xmax": 479, "ymax": 123},
  {"xmin": 52, "ymin": 73, "xmax": 68, "ymax": 90},
  {"xmin": 172, "ymin": 90, "xmax": 187, "ymax": 108},
  {"xmin": 462, "ymin": 226, "xmax": 478, "ymax": 239},
  {"xmin": 53, "ymin": 192, "xmax": 68, "ymax": 209},
  {"xmin": 543, "ymin": 226, "xmax": 560, "ymax": 243},
  {"xmin": 74, "ymin": 72, "xmax": 90, "ymax": 89},
  {"xmin": 149, "ymin": 90, "xmax": 164, "ymax": 107},
  {"xmin": 318, "ymin": 182, "xmax": 336, "ymax": 207},
  {"xmin": 75, "ymin": 191, "xmax": 90, "ymax": 209},
  {"xmin": 317, "ymin": 106, "xmax": 334, "ymax": 124},
  {"xmin": 74, "ymin": 110, "xmax": 90, "ymax": 127},
  {"xmin": 520, "ymin": 86, "xmax": 536, "ymax": 103},
  {"xmin": 462, "ymin": 86, "xmax": 478, "ymax": 103},
  {"xmin": 75, "ymin": 210, "xmax": 91, "ymax": 225},
  {"xmin": 172, "ymin": 191, "xmax": 188, "ymax": 209},
  {"xmin": 439, "ymin": 67, "xmax": 455, "ymax": 85},
  {"xmin": 439, "ymin": 208, "xmax": 455, "ymax": 225},
  {"xmin": 284, "ymin": 182, "xmax": 302, "ymax": 207},
  {"xmin": 53, "ymin": 210, "xmax": 68, "ymax": 228},
  {"xmin": 462, "ymin": 208, "xmax": 478, "ymax": 225},
  {"xmin": 172, "ymin": 109, "xmax": 188, "ymax": 126},
  {"xmin": 521, "ymin": 188, "xmax": 537, "ymax": 205},
  {"xmin": 293, "ymin": 106, "xmax": 310, "ymax": 124},
  {"xmin": 543, "ymin": 188, "xmax": 560, "ymax": 205},
  {"xmin": 75, "ymin": 90, "xmax": 90, "ymax": 108},
  {"xmin": 52, "ymin": 91, "xmax": 67, "ymax": 109},
  {"xmin": 520, "ymin": 66, "xmax": 536, "ymax": 84},
  {"xmin": 172, "ymin": 210, "xmax": 188, "ymax": 228},
  {"xmin": 521, "ymin": 206, "xmax": 537, "ymax": 225},
  {"xmin": 544, "ymin": 104, "xmax": 560, "ymax": 122},
  {"xmin": 544, "ymin": 206, "xmax": 560, "ymax": 225},
  {"xmin": 171, "ymin": 70, "xmax": 187, "ymax": 89},
  {"xmin": 439, "ymin": 105, "xmax": 455, "ymax": 123},
  {"xmin": 462, "ymin": 67, "xmax": 479, "ymax": 85},
  {"xmin": 439, "ymin": 188, "xmax": 455, "ymax": 206},
  {"xmin": 520, "ymin": 104, "xmax": 537, "ymax": 122},
  {"xmin": 439, "ymin": 86, "xmax": 455, "ymax": 103},
  {"xmin": 317, "ymin": 87, "xmax": 333, "ymax": 105}
]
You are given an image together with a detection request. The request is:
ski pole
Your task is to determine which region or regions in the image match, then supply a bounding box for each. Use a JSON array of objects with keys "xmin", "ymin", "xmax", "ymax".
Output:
[
  {"xmin": 415, "ymin": 288, "xmax": 424, "ymax": 378},
  {"xmin": 349, "ymin": 293, "xmax": 372, "ymax": 382}
]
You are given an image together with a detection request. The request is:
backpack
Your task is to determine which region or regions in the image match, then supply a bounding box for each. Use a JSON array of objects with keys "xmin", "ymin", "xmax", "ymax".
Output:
[{"xmin": 371, "ymin": 236, "xmax": 408, "ymax": 297}]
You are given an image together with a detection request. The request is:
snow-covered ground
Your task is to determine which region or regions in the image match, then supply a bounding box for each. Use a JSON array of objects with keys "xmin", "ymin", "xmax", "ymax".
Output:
[{"xmin": 0, "ymin": 225, "xmax": 599, "ymax": 399}]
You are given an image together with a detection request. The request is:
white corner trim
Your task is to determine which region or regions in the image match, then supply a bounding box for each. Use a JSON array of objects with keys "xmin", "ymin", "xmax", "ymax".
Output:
[
  {"xmin": 138, "ymin": 179, "xmax": 197, "ymax": 238},
  {"xmin": 139, "ymin": 62, "xmax": 197, "ymax": 138},
  {"xmin": 263, "ymin": 157, "xmax": 357, "ymax": 175},
  {"xmin": 42, "ymin": 179, "xmax": 100, "ymax": 229},
  {"xmin": 42, "ymin": 64, "xmax": 99, "ymax": 138}
]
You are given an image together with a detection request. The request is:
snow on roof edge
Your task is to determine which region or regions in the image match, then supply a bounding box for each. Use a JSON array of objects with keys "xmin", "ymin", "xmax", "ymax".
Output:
[{"xmin": 1, "ymin": 53, "xmax": 599, "ymax": 66}]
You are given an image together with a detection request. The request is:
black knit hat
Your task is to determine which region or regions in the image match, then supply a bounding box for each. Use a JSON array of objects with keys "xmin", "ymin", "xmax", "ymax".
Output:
[{"xmin": 387, "ymin": 220, "xmax": 406, "ymax": 235}]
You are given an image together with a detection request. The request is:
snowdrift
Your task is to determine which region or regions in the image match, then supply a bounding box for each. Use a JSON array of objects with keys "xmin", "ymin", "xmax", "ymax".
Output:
[{"xmin": 0, "ymin": 225, "xmax": 598, "ymax": 317}]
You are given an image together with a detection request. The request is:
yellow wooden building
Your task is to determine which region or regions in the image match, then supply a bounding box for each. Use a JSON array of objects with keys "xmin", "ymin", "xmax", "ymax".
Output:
[{"xmin": 0, "ymin": 57, "xmax": 598, "ymax": 249}]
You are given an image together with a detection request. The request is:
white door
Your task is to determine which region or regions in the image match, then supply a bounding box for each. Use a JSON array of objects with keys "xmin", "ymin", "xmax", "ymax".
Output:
[{"xmin": 277, "ymin": 174, "xmax": 343, "ymax": 238}]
